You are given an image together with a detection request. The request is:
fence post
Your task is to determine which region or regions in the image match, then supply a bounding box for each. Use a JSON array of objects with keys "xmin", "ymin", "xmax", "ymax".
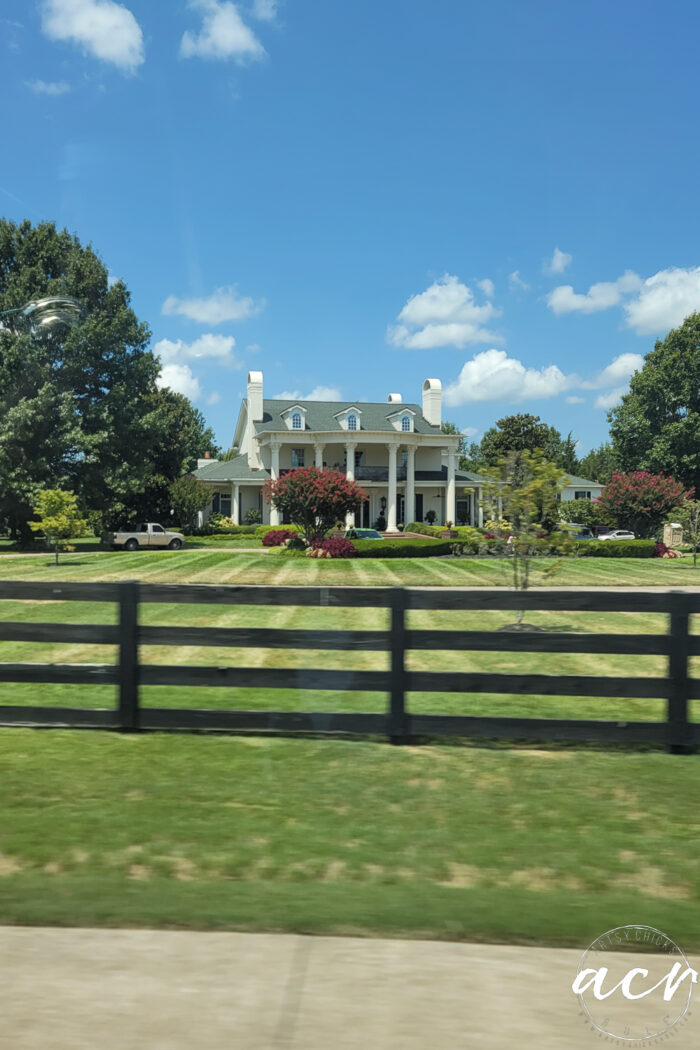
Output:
[
  {"xmin": 389, "ymin": 588, "xmax": 408, "ymax": 744},
  {"xmin": 668, "ymin": 592, "xmax": 691, "ymax": 755},
  {"xmin": 118, "ymin": 580, "xmax": 140, "ymax": 731}
]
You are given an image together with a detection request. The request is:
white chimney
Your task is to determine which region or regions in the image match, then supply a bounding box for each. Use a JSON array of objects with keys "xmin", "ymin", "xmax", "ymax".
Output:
[
  {"xmin": 387, "ymin": 393, "xmax": 402, "ymax": 403},
  {"xmin": 422, "ymin": 378, "xmax": 442, "ymax": 427},
  {"xmin": 247, "ymin": 371, "xmax": 264, "ymax": 422}
]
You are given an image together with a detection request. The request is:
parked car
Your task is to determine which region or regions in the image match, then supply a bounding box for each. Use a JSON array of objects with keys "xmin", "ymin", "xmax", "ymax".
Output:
[
  {"xmin": 558, "ymin": 523, "xmax": 595, "ymax": 540},
  {"xmin": 102, "ymin": 522, "xmax": 186, "ymax": 550},
  {"xmin": 344, "ymin": 528, "xmax": 383, "ymax": 540},
  {"xmin": 598, "ymin": 529, "xmax": 636, "ymax": 541}
]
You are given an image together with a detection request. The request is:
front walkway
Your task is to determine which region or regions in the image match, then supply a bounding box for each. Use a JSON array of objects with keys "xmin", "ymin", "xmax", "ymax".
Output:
[{"xmin": 1, "ymin": 927, "xmax": 698, "ymax": 1049}]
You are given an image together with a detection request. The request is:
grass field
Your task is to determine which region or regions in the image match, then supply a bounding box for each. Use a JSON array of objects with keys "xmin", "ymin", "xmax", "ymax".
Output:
[
  {"xmin": 0, "ymin": 551, "xmax": 698, "ymax": 943},
  {"xmin": 2, "ymin": 547, "xmax": 700, "ymax": 586},
  {"xmin": 1, "ymin": 730, "xmax": 699, "ymax": 944}
]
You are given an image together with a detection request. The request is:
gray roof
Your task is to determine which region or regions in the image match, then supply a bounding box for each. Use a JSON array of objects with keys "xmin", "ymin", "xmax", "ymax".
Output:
[
  {"xmin": 253, "ymin": 399, "xmax": 442, "ymax": 436},
  {"xmin": 565, "ymin": 474, "xmax": 604, "ymax": 488},
  {"xmin": 192, "ymin": 454, "xmax": 268, "ymax": 483}
]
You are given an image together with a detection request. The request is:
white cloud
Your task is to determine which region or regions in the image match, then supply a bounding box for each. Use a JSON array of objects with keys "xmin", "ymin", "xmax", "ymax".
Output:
[
  {"xmin": 444, "ymin": 349, "xmax": 575, "ymax": 406},
  {"xmin": 40, "ymin": 0, "xmax": 144, "ymax": 73},
  {"xmin": 155, "ymin": 333, "xmax": 241, "ymax": 368},
  {"xmin": 565, "ymin": 395, "xmax": 585, "ymax": 405},
  {"xmin": 595, "ymin": 387, "xmax": 628, "ymax": 411},
  {"xmin": 477, "ymin": 278, "xmax": 495, "ymax": 299},
  {"xmin": 162, "ymin": 285, "xmax": 264, "ymax": 324},
  {"xmin": 180, "ymin": 1, "xmax": 265, "ymax": 62},
  {"xmin": 583, "ymin": 352, "xmax": 643, "ymax": 390},
  {"xmin": 157, "ymin": 363, "xmax": 202, "ymax": 401},
  {"xmin": 543, "ymin": 247, "xmax": 572, "ymax": 275},
  {"xmin": 387, "ymin": 274, "xmax": 501, "ymax": 350},
  {"xmin": 26, "ymin": 79, "xmax": 71, "ymax": 95},
  {"xmin": 461, "ymin": 426, "xmax": 478, "ymax": 438},
  {"xmin": 546, "ymin": 271, "xmax": 642, "ymax": 315},
  {"xmin": 206, "ymin": 391, "xmax": 222, "ymax": 405},
  {"xmin": 623, "ymin": 266, "xmax": 700, "ymax": 335},
  {"xmin": 251, "ymin": 0, "xmax": 278, "ymax": 19},
  {"xmin": 508, "ymin": 270, "xmax": 530, "ymax": 292},
  {"xmin": 274, "ymin": 386, "xmax": 343, "ymax": 401}
]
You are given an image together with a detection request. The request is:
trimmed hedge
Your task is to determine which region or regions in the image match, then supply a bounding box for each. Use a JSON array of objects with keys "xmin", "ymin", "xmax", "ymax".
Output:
[
  {"xmin": 351, "ymin": 537, "xmax": 453, "ymax": 558},
  {"xmin": 575, "ymin": 539, "xmax": 656, "ymax": 558}
]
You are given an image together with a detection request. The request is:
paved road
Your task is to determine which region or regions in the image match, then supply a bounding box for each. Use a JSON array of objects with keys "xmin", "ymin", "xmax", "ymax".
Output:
[{"xmin": 1, "ymin": 927, "xmax": 698, "ymax": 1049}]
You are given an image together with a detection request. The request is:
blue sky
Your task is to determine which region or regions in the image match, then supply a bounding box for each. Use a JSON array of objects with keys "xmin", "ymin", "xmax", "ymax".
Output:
[{"xmin": 3, "ymin": 0, "xmax": 700, "ymax": 455}]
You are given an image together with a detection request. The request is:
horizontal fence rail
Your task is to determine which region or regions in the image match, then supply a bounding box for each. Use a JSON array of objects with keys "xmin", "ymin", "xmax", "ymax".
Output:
[{"xmin": 0, "ymin": 581, "xmax": 698, "ymax": 751}]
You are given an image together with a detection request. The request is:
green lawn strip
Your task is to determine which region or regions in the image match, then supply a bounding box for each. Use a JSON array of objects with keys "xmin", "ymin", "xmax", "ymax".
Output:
[
  {"xmin": 0, "ymin": 602, "xmax": 681, "ymax": 723},
  {"xmin": 1, "ymin": 732, "xmax": 698, "ymax": 944},
  {"xmin": 3, "ymin": 549, "xmax": 700, "ymax": 584}
]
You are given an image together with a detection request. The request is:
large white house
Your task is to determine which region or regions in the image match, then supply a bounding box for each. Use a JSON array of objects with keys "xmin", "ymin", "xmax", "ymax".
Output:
[
  {"xmin": 192, "ymin": 371, "xmax": 483, "ymax": 529},
  {"xmin": 192, "ymin": 371, "xmax": 604, "ymax": 529}
]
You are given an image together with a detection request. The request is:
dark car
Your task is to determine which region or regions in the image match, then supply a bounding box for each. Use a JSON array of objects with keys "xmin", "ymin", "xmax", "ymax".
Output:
[{"xmin": 344, "ymin": 528, "xmax": 383, "ymax": 540}]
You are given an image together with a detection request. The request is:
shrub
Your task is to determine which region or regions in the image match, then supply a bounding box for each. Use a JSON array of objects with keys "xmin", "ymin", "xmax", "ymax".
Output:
[
  {"xmin": 575, "ymin": 539, "xmax": 656, "ymax": 558},
  {"xmin": 255, "ymin": 523, "xmax": 303, "ymax": 537},
  {"xmin": 351, "ymin": 537, "xmax": 452, "ymax": 558},
  {"xmin": 262, "ymin": 529, "xmax": 297, "ymax": 547},
  {"xmin": 244, "ymin": 508, "xmax": 263, "ymax": 525},
  {"xmin": 313, "ymin": 536, "xmax": 357, "ymax": 558}
]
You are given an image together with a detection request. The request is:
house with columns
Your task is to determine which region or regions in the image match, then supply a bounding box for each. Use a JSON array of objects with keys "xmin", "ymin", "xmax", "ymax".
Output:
[{"xmin": 192, "ymin": 371, "xmax": 487, "ymax": 530}]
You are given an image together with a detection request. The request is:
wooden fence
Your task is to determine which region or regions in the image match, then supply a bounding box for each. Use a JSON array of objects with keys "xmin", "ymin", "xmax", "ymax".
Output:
[{"xmin": 0, "ymin": 580, "xmax": 698, "ymax": 751}]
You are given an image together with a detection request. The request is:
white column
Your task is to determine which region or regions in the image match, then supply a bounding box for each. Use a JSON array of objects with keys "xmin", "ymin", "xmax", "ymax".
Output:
[
  {"xmin": 405, "ymin": 446, "xmax": 415, "ymax": 525},
  {"xmin": 345, "ymin": 442, "xmax": 356, "ymax": 526},
  {"xmin": 387, "ymin": 443, "xmax": 398, "ymax": 532},
  {"xmin": 232, "ymin": 483, "xmax": 240, "ymax": 525},
  {"xmin": 477, "ymin": 488, "xmax": 484, "ymax": 527},
  {"xmin": 270, "ymin": 442, "xmax": 281, "ymax": 526},
  {"xmin": 446, "ymin": 450, "xmax": 456, "ymax": 525},
  {"xmin": 314, "ymin": 443, "xmax": 324, "ymax": 469}
]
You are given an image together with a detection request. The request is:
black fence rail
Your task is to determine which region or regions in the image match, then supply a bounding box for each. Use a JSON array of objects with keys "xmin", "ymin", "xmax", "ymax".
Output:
[{"xmin": 0, "ymin": 581, "xmax": 698, "ymax": 751}]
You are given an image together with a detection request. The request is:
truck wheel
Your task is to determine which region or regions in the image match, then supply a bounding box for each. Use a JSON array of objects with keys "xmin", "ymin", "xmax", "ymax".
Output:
[
  {"xmin": 168, "ymin": 538, "xmax": 182, "ymax": 550},
  {"xmin": 124, "ymin": 539, "xmax": 139, "ymax": 551}
]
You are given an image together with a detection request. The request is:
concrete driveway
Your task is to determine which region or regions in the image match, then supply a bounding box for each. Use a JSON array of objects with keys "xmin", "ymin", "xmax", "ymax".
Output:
[{"xmin": 1, "ymin": 927, "xmax": 698, "ymax": 1049}]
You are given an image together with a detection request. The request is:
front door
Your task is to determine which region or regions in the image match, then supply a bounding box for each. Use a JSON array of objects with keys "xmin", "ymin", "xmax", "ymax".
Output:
[
  {"xmin": 361, "ymin": 500, "xmax": 370, "ymax": 527},
  {"xmin": 415, "ymin": 494, "xmax": 424, "ymax": 522}
]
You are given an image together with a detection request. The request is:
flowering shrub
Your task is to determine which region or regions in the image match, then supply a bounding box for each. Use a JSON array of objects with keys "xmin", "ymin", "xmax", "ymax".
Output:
[
  {"xmin": 262, "ymin": 529, "xmax": 297, "ymax": 547},
  {"xmin": 654, "ymin": 541, "xmax": 682, "ymax": 559},
  {"xmin": 596, "ymin": 472, "xmax": 692, "ymax": 539},
  {"xmin": 313, "ymin": 536, "xmax": 357, "ymax": 558},
  {"xmin": 262, "ymin": 467, "xmax": 367, "ymax": 544}
]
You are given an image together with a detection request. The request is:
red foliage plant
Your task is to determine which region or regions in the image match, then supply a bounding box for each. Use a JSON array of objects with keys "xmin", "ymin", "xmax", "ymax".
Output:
[
  {"xmin": 263, "ymin": 467, "xmax": 367, "ymax": 543},
  {"xmin": 261, "ymin": 529, "xmax": 296, "ymax": 547},
  {"xmin": 596, "ymin": 472, "xmax": 692, "ymax": 539},
  {"xmin": 313, "ymin": 536, "xmax": 357, "ymax": 558}
]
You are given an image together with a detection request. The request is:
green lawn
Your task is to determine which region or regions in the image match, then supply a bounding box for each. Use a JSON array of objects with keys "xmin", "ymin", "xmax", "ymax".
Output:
[
  {"xmin": 0, "ymin": 551, "xmax": 698, "ymax": 943},
  {"xmin": 1, "ymin": 547, "xmax": 700, "ymax": 586},
  {"xmin": 0, "ymin": 731, "xmax": 698, "ymax": 944}
]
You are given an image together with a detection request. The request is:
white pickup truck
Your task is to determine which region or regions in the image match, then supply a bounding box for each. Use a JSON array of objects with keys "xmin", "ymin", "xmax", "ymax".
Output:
[{"xmin": 103, "ymin": 522, "xmax": 185, "ymax": 551}]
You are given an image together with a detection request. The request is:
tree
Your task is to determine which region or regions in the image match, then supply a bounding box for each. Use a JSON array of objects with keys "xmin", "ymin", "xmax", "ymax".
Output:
[
  {"xmin": 441, "ymin": 421, "xmax": 468, "ymax": 462},
  {"xmin": 0, "ymin": 219, "xmax": 165, "ymax": 539},
  {"xmin": 608, "ymin": 313, "xmax": 700, "ymax": 492},
  {"xmin": 480, "ymin": 450, "xmax": 571, "ymax": 624},
  {"xmin": 595, "ymin": 472, "xmax": 690, "ymax": 539},
  {"xmin": 577, "ymin": 442, "xmax": 617, "ymax": 484},
  {"xmin": 262, "ymin": 467, "xmax": 368, "ymax": 543},
  {"xmin": 676, "ymin": 500, "xmax": 700, "ymax": 568},
  {"xmin": 133, "ymin": 389, "xmax": 220, "ymax": 521},
  {"xmin": 169, "ymin": 475, "xmax": 211, "ymax": 529},
  {"xmin": 476, "ymin": 414, "xmax": 579, "ymax": 472},
  {"xmin": 559, "ymin": 498, "xmax": 613, "ymax": 529},
  {"xmin": 28, "ymin": 489, "xmax": 88, "ymax": 564}
]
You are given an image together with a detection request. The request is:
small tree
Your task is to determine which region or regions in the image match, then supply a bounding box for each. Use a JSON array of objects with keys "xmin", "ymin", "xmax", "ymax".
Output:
[
  {"xmin": 596, "ymin": 472, "xmax": 691, "ymax": 539},
  {"xmin": 481, "ymin": 451, "xmax": 570, "ymax": 626},
  {"xmin": 675, "ymin": 499, "xmax": 700, "ymax": 568},
  {"xmin": 28, "ymin": 489, "xmax": 88, "ymax": 564},
  {"xmin": 263, "ymin": 467, "xmax": 367, "ymax": 544},
  {"xmin": 170, "ymin": 475, "xmax": 211, "ymax": 529}
]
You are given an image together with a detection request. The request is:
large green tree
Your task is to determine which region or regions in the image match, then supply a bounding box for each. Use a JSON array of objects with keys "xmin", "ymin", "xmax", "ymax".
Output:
[
  {"xmin": 0, "ymin": 219, "xmax": 216, "ymax": 538},
  {"xmin": 608, "ymin": 313, "xmax": 700, "ymax": 492},
  {"xmin": 471, "ymin": 413, "xmax": 579, "ymax": 473},
  {"xmin": 577, "ymin": 442, "xmax": 618, "ymax": 484}
]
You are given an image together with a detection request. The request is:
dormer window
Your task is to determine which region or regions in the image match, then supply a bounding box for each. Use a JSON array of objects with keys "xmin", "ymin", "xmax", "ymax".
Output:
[
  {"xmin": 348, "ymin": 414, "xmax": 358, "ymax": 431},
  {"xmin": 401, "ymin": 415, "xmax": 411, "ymax": 432},
  {"xmin": 292, "ymin": 412, "xmax": 302, "ymax": 430}
]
